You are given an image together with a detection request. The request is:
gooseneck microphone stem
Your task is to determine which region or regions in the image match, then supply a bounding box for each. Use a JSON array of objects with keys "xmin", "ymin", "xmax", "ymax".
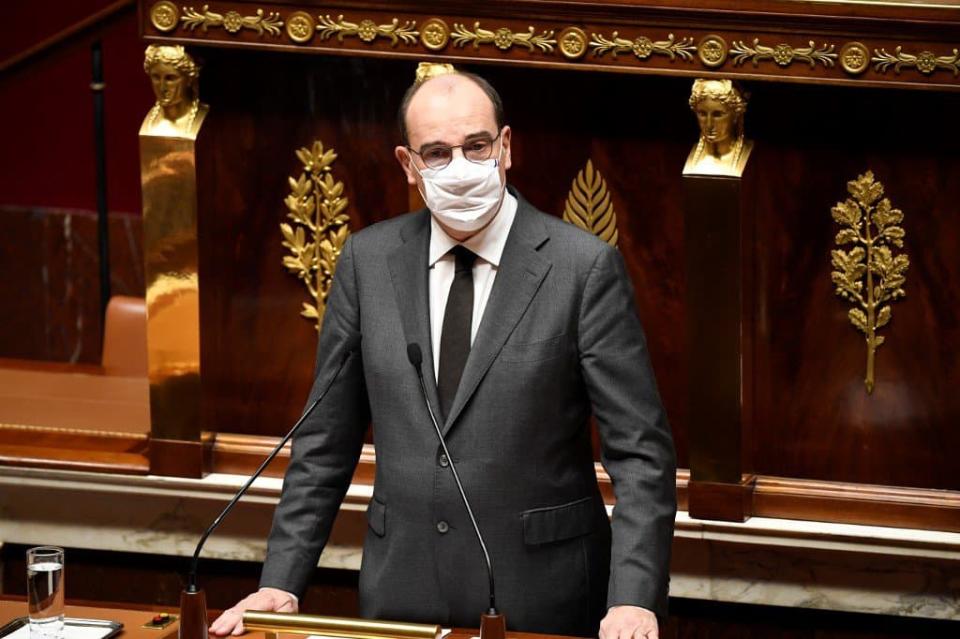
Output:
[
  {"xmin": 186, "ymin": 349, "xmax": 354, "ymax": 592},
  {"xmin": 407, "ymin": 344, "xmax": 498, "ymax": 615}
]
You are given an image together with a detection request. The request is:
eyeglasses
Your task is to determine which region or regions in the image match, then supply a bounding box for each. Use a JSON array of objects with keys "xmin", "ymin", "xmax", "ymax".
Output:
[{"xmin": 407, "ymin": 131, "xmax": 502, "ymax": 170}]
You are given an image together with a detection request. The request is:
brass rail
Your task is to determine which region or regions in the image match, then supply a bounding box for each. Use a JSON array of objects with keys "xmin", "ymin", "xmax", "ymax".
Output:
[{"xmin": 243, "ymin": 611, "xmax": 441, "ymax": 639}]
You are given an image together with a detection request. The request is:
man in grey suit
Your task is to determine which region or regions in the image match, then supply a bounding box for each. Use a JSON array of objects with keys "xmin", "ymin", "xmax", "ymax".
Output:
[{"xmin": 211, "ymin": 71, "xmax": 676, "ymax": 639}]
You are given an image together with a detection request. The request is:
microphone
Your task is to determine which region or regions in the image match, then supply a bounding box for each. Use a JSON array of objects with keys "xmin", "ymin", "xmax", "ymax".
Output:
[
  {"xmin": 406, "ymin": 344, "xmax": 505, "ymax": 639},
  {"xmin": 179, "ymin": 346, "xmax": 356, "ymax": 639}
]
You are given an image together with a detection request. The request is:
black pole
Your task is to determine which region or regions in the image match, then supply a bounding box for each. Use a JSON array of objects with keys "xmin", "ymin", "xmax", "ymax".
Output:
[{"xmin": 91, "ymin": 40, "xmax": 111, "ymax": 329}]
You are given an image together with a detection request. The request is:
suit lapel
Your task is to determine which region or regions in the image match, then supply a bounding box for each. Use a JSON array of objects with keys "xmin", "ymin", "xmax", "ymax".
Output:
[
  {"xmin": 388, "ymin": 211, "xmax": 442, "ymax": 419},
  {"xmin": 442, "ymin": 197, "xmax": 552, "ymax": 434}
]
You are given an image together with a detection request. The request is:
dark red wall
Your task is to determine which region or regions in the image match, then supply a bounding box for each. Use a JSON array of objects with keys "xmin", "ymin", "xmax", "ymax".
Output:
[{"xmin": 0, "ymin": 1, "xmax": 153, "ymax": 214}]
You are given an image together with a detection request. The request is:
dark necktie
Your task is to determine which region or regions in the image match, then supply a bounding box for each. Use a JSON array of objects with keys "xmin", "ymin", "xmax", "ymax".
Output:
[{"xmin": 438, "ymin": 245, "xmax": 477, "ymax": 422}]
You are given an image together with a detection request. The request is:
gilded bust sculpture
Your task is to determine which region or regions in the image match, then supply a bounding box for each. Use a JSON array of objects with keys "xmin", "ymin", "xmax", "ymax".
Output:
[
  {"xmin": 141, "ymin": 45, "xmax": 208, "ymax": 137},
  {"xmin": 683, "ymin": 79, "xmax": 753, "ymax": 177}
]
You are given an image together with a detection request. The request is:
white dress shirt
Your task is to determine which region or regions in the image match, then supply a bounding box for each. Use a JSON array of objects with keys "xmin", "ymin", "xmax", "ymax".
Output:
[{"xmin": 428, "ymin": 191, "xmax": 518, "ymax": 381}]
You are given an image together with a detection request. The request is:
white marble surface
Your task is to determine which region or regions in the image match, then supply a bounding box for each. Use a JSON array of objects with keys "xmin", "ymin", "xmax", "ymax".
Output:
[{"xmin": 1, "ymin": 466, "xmax": 958, "ymax": 620}]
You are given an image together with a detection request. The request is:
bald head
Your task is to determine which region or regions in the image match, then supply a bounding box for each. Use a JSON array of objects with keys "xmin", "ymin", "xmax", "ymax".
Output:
[{"xmin": 398, "ymin": 72, "xmax": 505, "ymax": 147}]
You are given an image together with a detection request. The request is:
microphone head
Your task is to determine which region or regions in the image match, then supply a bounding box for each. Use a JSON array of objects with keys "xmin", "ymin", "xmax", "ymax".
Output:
[{"xmin": 407, "ymin": 343, "xmax": 423, "ymax": 368}]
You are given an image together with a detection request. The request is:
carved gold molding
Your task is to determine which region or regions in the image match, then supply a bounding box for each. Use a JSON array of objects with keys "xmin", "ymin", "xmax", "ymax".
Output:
[
  {"xmin": 873, "ymin": 46, "xmax": 960, "ymax": 76},
  {"xmin": 181, "ymin": 5, "xmax": 283, "ymax": 36},
  {"xmin": 698, "ymin": 35, "xmax": 728, "ymax": 68},
  {"xmin": 830, "ymin": 171, "xmax": 909, "ymax": 394},
  {"xmin": 420, "ymin": 18, "xmax": 450, "ymax": 51},
  {"xmin": 840, "ymin": 42, "xmax": 870, "ymax": 75},
  {"xmin": 451, "ymin": 22, "xmax": 557, "ymax": 53},
  {"xmin": 590, "ymin": 32, "xmax": 696, "ymax": 62},
  {"xmin": 563, "ymin": 160, "xmax": 619, "ymax": 247},
  {"xmin": 144, "ymin": 4, "xmax": 960, "ymax": 88},
  {"xmin": 318, "ymin": 15, "xmax": 419, "ymax": 46},
  {"xmin": 150, "ymin": 1, "xmax": 180, "ymax": 33},
  {"xmin": 281, "ymin": 141, "xmax": 351, "ymax": 330},
  {"xmin": 731, "ymin": 39, "xmax": 837, "ymax": 68}
]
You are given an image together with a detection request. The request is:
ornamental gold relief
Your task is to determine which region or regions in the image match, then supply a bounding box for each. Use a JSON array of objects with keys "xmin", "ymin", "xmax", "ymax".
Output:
[
  {"xmin": 830, "ymin": 171, "xmax": 909, "ymax": 395},
  {"xmin": 873, "ymin": 46, "xmax": 960, "ymax": 76},
  {"xmin": 181, "ymin": 5, "xmax": 283, "ymax": 36},
  {"xmin": 697, "ymin": 35, "xmax": 728, "ymax": 68},
  {"xmin": 563, "ymin": 160, "xmax": 619, "ymax": 247},
  {"xmin": 731, "ymin": 38, "xmax": 837, "ymax": 68},
  {"xmin": 452, "ymin": 22, "xmax": 557, "ymax": 53},
  {"xmin": 420, "ymin": 18, "xmax": 450, "ymax": 51},
  {"xmin": 840, "ymin": 42, "xmax": 870, "ymax": 75},
  {"xmin": 558, "ymin": 27, "xmax": 588, "ymax": 60},
  {"xmin": 281, "ymin": 141, "xmax": 352, "ymax": 330},
  {"xmin": 285, "ymin": 11, "xmax": 315, "ymax": 44},
  {"xmin": 149, "ymin": 1, "xmax": 180, "ymax": 33},
  {"xmin": 590, "ymin": 31, "xmax": 696, "ymax": 62},
  {"xmin": 318, "ymin": 15, "xmax": 418, "ymax": 46}
]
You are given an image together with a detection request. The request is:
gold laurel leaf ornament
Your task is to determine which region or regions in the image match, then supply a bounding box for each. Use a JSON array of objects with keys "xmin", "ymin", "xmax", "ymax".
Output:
[
  {"xmin": 281, "ymin": 141, "xmax": 351, "ymax": 330},
  {"xmin": 830, "ymin": 171, "xmax": 909, "ymax": 394},
  {"xmin": 563, "ymin": 160, "xmax": 619, "ymax": 247}
]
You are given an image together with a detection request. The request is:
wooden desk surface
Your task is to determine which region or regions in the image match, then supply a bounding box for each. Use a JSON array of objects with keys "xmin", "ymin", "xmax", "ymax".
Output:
[
  {"xmin": 0, "ymin": 364, "xmax": 149, "ymax": 434},
  {"xmin": 0, "ymin": 598, "xmax": 578, "ymax": 639}
]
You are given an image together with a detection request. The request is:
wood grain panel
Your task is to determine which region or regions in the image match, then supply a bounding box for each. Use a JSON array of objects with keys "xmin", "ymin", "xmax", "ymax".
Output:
[{"xmin": 747, "ymin": 80, "xmax": 960, "ymax": 490}]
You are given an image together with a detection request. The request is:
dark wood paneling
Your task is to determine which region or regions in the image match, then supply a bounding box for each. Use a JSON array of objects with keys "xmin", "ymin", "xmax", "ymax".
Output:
[
  {"xmin": 747, "ymin": 81, "xmax": 960, "ymax": 490},
  {"xmin": 0, "ymin": 207, "xmax": 144, "ymax": 364}
]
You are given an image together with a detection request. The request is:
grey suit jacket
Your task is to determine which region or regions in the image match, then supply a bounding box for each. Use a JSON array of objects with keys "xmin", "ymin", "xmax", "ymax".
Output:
[{"xmin": 260, "ymin": 189, "xmax": 677, "ymax": 636}]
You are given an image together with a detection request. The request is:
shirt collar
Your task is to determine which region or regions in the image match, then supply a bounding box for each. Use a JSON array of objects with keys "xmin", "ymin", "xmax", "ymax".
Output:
[{"xmin": 428, "ymin": 191, "xmax": 517, "ymax": 267}]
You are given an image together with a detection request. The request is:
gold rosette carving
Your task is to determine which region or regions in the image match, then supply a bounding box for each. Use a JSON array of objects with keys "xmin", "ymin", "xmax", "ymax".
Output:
[
  {"xmin": 149, "ymin": 1, "xmax": 180, "ymax": 32},
  {"xmin": 830, "ymin": 171, "xmax": 909, "ymax": 394},
  {"xmin": 451, "ymin": 22, "xmax": 556, "ymax": 53},
  {"xmin": 731, "ymin": 39, "xmax": 837, "ymax": 68},
  {"xmin": 872, "ymin": 46, "xmax": 960, "ymax": 76},
  {"xmin": 420, "ymin": 18, "xmax": 450, "ymax": 51},
  {"xmin": 281, "ymin": 141, "xmax": 351, "ymax": 330},
  {"xmin": 181, "ymin": 5, "xmax": 283, "ymax": 36},
  {"xmin": 590, "ymin": 32, "xmax": 696, "ymax": 61},
  {"xmin": 317, "ymin": 15, "xmax": 418, "ymax": 46},
  {"xmin": 563, "ymin": 160, "xmax": 619, "ymax": 247}
]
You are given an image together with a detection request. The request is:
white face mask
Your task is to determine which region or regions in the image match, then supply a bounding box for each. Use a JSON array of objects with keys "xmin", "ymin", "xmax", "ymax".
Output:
[{"xmin": 415, "ymin": 144, "xmax": 505, "ymax": 234}]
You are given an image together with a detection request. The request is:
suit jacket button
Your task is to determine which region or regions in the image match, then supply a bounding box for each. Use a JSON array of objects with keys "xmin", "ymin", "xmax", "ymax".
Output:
[
  {"xmin": 436, "ymin": 520, "xmax": 449, "ymax": 534},
  {"xmin": 439, "ymin": 454, "xmax": 449, "ymax": 468}
]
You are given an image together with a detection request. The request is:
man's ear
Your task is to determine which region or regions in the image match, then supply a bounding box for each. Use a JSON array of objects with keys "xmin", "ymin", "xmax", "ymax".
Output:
[
  {"xmin": 395, "ymin": 146, "xmax": 418, "ymax": 186},
  {"xmin": 501, "ymin": 125, "xmax": 512, "ymax": 171}
]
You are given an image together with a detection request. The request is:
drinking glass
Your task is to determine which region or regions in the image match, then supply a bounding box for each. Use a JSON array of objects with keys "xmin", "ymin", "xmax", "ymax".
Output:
[{"xmin": 27, "ymin": 546, "xmax": 64, "ymax": 639}]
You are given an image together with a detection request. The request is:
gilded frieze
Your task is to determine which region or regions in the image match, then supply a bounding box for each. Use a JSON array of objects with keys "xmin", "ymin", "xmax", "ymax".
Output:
[
  {"xmin": 872, "ymin": 46, "xmax": 960, "ymax": 76},
  {"xmin": 563, "ymin": 160, "xmax": 619, "ymax": 248},
  {"xmin": 143, "ymin": 3, "xmax": 960, "ymax": 89},
  {"xmin": 830, "ymin": 171, "xmax": 909, "ymax": 394},
  {"xmin": 281, "ymin": 141, "xmax": 351, "ymax": 330},
  {"xmin": 590, "ymin": 32, "xmax": 696, "ymax": 62},
  {"xmin": 451, "ymin": 23, "xmax": 557, "ymax": 53},
  {"xmin": 731, "ymin": 39, "xmax": 837, "ymax": 68},
  {"xmin": 318, "ymin": 15, "xmax": 419, "ymax": 46},
  {"xmin": 181, "ymin": 5, "xmax": 283, "ymax": 36}
]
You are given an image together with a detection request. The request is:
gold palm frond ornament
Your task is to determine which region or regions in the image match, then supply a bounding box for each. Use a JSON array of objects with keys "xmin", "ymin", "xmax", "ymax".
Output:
[
  {"xmin": 563, "ymin": 159, "xmax": 619, "ymax": 247},
  {"xmin": 281, "ymin": 140, "xmax": 351, "ymax": 330},
  {"xmin": 830, "ymin": 171, "xmax": 909, "ymax": 394}
]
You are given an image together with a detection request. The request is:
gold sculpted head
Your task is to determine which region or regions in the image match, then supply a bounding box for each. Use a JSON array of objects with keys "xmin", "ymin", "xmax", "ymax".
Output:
[
  {"xmin": 144, "ymin": 45, "xmax": 200, "ymax": 123},
  {"xmin": 689, "ymin": 79, "xmax": 746, "ymax": 146},
  {"xmin": 684, "ymin": 79, "xmax": 752, "ymax": 176}
]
